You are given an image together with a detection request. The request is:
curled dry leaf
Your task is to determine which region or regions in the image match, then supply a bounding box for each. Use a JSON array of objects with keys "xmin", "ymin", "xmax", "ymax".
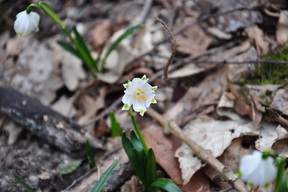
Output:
[
  {"xmin": 276, "ymin": 11, "xmax": 288, "ymax": 44},
  {"xmin": 244, "ymin": 25, "xmax": 272, "ymax": 56}
]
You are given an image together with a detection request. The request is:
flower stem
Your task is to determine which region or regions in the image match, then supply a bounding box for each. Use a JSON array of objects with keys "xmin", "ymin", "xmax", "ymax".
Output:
[
  {"xmin": 26, "ymin": 4, "xmax": 40, "ymax": 14},
  {"xmin": 128, "ymin": 108, "xmax": 149, "ymax": 155}
]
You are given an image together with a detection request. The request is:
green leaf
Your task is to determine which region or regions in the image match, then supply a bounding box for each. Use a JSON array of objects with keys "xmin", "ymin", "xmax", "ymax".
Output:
[
  {"xmin": 122, "ymin": 132, "xmax": 146, "ymax": 185},
  {"xmin": 146, "ymin": 148, "xmax": 157, "ymax": 187},
  {"xmin": 91, "ymin": 158, "xmax": 119, "ymax": 192},
  {"xmin": 11, "ymin": 173, "xmax": 36, "ymax": 192},
  {"xmin": 110, "ymin": 112, "xmax": 121, "ymax": 137},
  {"xmin": 102, "ymin": 25, "xmax": 142, "ymax": 66},
  {"xmin": 96, "ymin": 41, "xmax": 106, "ymax": 72},
  {"xmin": 150, "ymin": 178, "xmax": 182, "ymax": 192},
  {"xmin": 274, "ymin": 157, "xmax": 288, "ymax": 192},
  {"xmin": 58, "ymin": 160, "xmax": 81, "ymax": 175},
  {"xmin": 72, "ymin": 26, "xmax": 96, "ymax": 71},
  {"xmin": 85, "ymin": 140, "xmax": 96, "ymax": 169},
  {"xmin": 56, "ymin": 40, "xmax": 81, "ymax": 59},
  {"xmin": 39, "ymin": 1, "xmax": 63, "ymax": 28}
]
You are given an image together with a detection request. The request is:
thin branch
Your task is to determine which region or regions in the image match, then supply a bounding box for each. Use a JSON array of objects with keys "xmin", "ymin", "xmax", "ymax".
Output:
[
  {"xmin": 155, "ymin": 17, "xmax": 178, "ymax": 80},
  {"xmin": 146, "ymin": 108, "xmax": 248, "ymax": 192}
]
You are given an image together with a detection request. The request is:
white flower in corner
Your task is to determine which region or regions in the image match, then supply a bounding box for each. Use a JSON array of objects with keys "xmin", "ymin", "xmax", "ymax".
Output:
[
  {"xmin": 239, "ymin": 150, "xmax": 277, "ymax": 188},
  {"xmin": 14, "ymin": 10, "xmax": 40, "ymax": 37},
  {"xmin": 122, "ymin": 75, "xmax": 157, "ymax": 116}
]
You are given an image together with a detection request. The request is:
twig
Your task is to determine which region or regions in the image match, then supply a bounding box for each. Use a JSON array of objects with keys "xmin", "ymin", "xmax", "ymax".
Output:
[
  {"xmin": 155, "ymin": 17, "xmax": 178, "ymax": 80},
  {"xmin": 63, "ymin": 166, "xmax": 98, "ymax": 191},
  {"xmin": 146, "ymin": 108, "xmax": 248, "ymax": 192}
]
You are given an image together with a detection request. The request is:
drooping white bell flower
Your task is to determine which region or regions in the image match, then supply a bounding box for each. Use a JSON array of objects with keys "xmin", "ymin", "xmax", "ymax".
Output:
[
  {"xmin": 122, "ymin": 75, "xmax": 157, "ymax": 116},
  {"xmin": 14, "ymin": 10, "xmax": 40, "ymax": 37},
  {"xmin": 239, "ymin": 150, "xmax": 277, "ymax": 187}
]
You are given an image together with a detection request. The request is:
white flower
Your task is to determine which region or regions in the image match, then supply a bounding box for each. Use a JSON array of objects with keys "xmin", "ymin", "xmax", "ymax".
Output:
[
  {"xmin": 239, "ymin": 150, "xmax": 277, "ymax": 187},
  {"xmin": 14, "ymin": 10, "xmax": 40, "ymax": 37},
  {"xmin": 122, "ymin": 75, "xmax": 157, "ymax": 116}
]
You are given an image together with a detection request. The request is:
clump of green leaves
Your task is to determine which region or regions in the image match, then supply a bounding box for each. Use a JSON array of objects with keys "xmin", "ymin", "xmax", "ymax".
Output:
[
  {"xmin": 122, "ymin": 131, "xmax": 181, "ymax": 192},
  {"xmin": 254, "ymin": 45, "xmax": 288, "ymax": 85}
]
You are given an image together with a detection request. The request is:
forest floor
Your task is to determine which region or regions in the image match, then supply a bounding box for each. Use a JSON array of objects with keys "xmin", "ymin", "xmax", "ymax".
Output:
[{"xmin": 1, "ymin": 0, "xmax": 288, "ymax": 192}]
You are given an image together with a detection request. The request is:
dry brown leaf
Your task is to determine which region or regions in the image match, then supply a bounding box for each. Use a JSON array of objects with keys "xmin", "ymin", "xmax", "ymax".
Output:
[
  {"xmin": 244, "ymin": 25, "xmax": 271, "ymax": 56},
  {"xmin": 180, "ymin": 171, "xmax": 210, "ymax": 192},
  {"xmin": 90, "ymin": 19, "xmax": 113, "ymax": 50},
  {"xmin": 270, "ymin": 89, "xmax": 288, "ymax": 116},
  {"xmin": 174, "ymin": 17, "xmax": 212, "ymax": 55},
  {"xmin": 51, "ymin": 96, "xmax": 77, "ymax": 117},
  {"xmin": 6, "ymin": 37, "xmax": 28, "ymax": 56},
  {"xmin": 142, "ymin": 126, "xmax": 183, "ymax": 185},
  {"xmin": 61, "ymin": 52, "xmax": 86, "ymax": 91},
  {"xmin": 276, "ymin": 11, "xmax": 288, "ymax": 44}
]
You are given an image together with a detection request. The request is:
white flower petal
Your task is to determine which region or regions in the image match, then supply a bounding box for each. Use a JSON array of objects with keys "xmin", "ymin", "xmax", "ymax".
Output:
[
  {"xmin": 239, "ymin": 151, "xmax": 276, "ymax": 187},
  {"xmin": 14, "ymin": 10, "xmax": 40, "ymax": 37},
  {"xmin": 121, "ymin": 75, "xmax": 157, "ymax": 115}
]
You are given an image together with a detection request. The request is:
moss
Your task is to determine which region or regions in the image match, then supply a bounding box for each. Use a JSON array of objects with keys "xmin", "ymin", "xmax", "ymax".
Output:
[{"xmin": 253, "ymin": 45, "xmax": 288, "ymax": 85}]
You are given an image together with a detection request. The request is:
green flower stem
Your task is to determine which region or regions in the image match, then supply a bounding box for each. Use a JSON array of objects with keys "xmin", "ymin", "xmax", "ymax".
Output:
[
  {"xmin": 128, "ymin": 108, "xmax": 149, "ymax": 155},
  {"xmin": 26, "ymin": 4, "xmax": 40, "ymax": 14}
]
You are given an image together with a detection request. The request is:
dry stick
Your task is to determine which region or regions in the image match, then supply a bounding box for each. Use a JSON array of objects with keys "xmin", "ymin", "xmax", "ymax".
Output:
[
  {"xmin": 146, "ymin": 108, "xmax": 248, "ymax": 192},
  {"xmin": 155, "ymin": 17, "xmax": 178, "ymax": 80}
]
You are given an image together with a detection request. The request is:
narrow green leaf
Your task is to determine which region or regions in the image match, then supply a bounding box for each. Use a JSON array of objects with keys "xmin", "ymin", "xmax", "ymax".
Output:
[
  {"xmin": 72, "ymin": 26, "xmax": 96, "ymax": 70},
  {"xmin": 57, "ymin": 40, "xmax": 81, "ymax": 59},
  {"xmin": 58, "ymin": 160, "xmax": 81, "ymax": 175},
  {"xmin": 39, "ymin": 1, "xmax": 63, "ymax": 28},
  {"xmin": 91, "ymin": 158, "xmax": 119, "ymax": 192},
  {"xmin": 150, "ymin": 178, "xmax": 182, "ymax": 192},
  {"xmin": 11, "ymin": 173, "xmax": 36, "ymax": 192},
  {"xmin": 110, "ymin": 112, "xmax": 121, "ymax": 137},
  {"xmin": 146, "ymin": 148, "xmax": 157, "ymax": 187},
  {"xmin": 274, "ymin": 157, "xmax": 288, "ymax": 192},
  {"xmin": 85, "ymin": 140, "xmax": 96, "ymax": 169},
  {"xmin": 122, "ymin": 132, "xmax": 146, "ymax": 185},
  {"xmin": 96, "ymin": 41, "xmax": 106, "ymax": 72},
  {"xmin": 102, "ymin": 25, "xmax": 142, "ymax": 66}
]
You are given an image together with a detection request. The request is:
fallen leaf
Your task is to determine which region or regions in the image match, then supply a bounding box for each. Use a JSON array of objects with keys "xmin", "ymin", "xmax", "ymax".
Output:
[
  {"xmin": 245, "ymin": 25, "xmax": 271, "ymax": 56},
  {"xmin": 142, "ymin": 125, "xmax": 183, "ymax": 185},
  {"xmin": 175, "ymin": 116, "xmax": 255, "ymax": 184},
  {"xmin": 174, "ymin": 17, "xmax": 212, "ymax": 55},
  {"xmin": 270, "ymin": 89, "xmax": 288, "ymax": 116},
  {"xmin": 276, "ymin": 11, "xmax": 288, "ymax": 44},
  {"xmin": 6, "ymin": 37, "xmax": 28, "ymax": 56},
  {"xmin": 90, "ymin": 19, "xmax": 113, "ymax": 50}
]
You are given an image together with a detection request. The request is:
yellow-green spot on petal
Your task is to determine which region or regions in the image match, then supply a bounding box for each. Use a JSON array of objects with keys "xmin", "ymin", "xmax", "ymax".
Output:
[
  {"xmin": 140, "ymin": 109, "xmax": 145, "ymax": 115},
  {"xmin": 124, "ymin": 84, "xmax": 129, "ymax": 88},
  {"xmin": 141, "ymin": 77, "xmax": 146, "ymax": 80},
  {"xmin": 18, "ymin": 33, "xmax": 22, "ymax": 37},
  {"xmin": 152, "ymin": 86, "xmax": 157, "ymax": 91},
  {"xmin": 264, "ymin": 183, "xmax": 269, "ymax": 188},
  {"xmin": 124, "ymin": 104, "xmax": 129, "ymax": 109}
]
